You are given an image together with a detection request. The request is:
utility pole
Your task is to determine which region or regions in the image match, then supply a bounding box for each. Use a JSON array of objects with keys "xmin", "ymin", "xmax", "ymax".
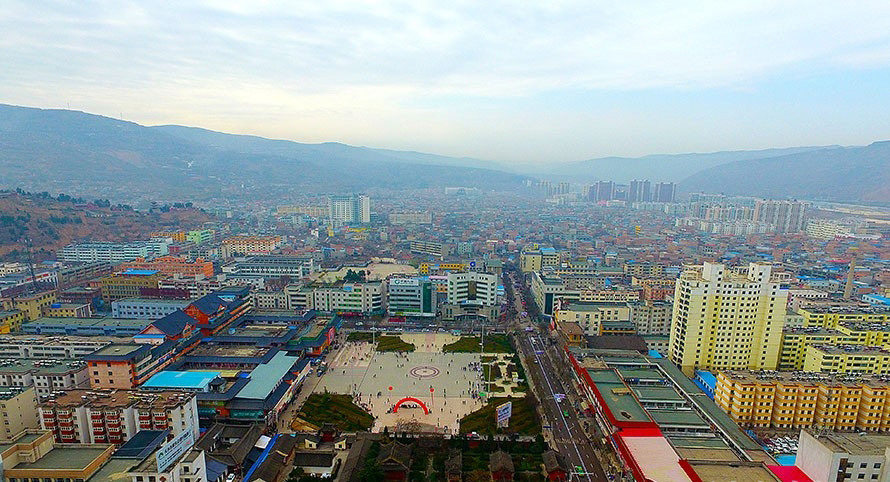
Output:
[{"xmin": 23, "ymin": 237, "xmax": 38, "ymax": 295}]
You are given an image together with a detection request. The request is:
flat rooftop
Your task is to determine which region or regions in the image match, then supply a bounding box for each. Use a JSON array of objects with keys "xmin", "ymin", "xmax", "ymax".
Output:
[
  {"xmin": 721, "ymin": 370, "xmax": 890, "ymax": 387},
  {"xmin": 809, "ymin": 431, "xmax": 890, "ymax": 455},
  {"xmin": 648, "ymin": 409, "xmax": 709, "ymax": 427},
  {"xmin": 618, "ymin": 367, "xmax": 667, "ymax": 381},
  {"xmin": 586, "ymin": 369, "xmax": 651, "ymax": 424},
  {"xmin": 91, "ymin": 344, "xmax": 145, "ymax": 357},
  {"xmin": 26, "ymin": 317, "xmax": 150, "ymax": 328},
  {"xmin": 690, "ymin": 463, "xmax": 779, "ymax": 482},
  {"xmin": 189, "ymin": 344, "xmax": 270, "ymax": 359},
  {"xmin": 632, "ymin": 387, "xmax": 685, "ymax": 403},
  {"xmin": 142, "ymin": 371, "xmax": 221, "ymax": 390},
  {"xmin": 232, "ymin": 324, "xmax": 291, "ymax": 338},
  {"xmin": 811, "ymin": 344, "xmax": 890, "ymax": 356},
  {"xmin": 9, "ymin": 446, "xmax": 110, "ymax": 470},
  {"xmin": 0, "ymin": 359, "xmax": 86, "ymax": 374},
  {"xmin": 0, "ymin": 334, "xmax": 127, "ymax": 345},
  {"xmin": 42, "ymin": 389, "xmax": 193, "ymax": 409}
]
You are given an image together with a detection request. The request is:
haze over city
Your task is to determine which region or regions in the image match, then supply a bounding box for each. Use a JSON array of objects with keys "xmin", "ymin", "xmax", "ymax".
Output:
[{"xmin": 4, "ymin": 2, "xmax": 890, "ymax": 162}]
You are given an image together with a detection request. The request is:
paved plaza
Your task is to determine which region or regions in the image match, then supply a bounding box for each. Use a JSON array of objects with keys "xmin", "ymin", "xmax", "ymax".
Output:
[{"xmin": 313, "ymin": 333, "xmax": 493, "ymax": 432}]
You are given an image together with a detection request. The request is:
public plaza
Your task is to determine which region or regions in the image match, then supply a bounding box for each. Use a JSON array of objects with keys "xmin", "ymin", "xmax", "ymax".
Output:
[{"xmin": 313, "ymin": 333, "xmax": 521, "ymax": 433}]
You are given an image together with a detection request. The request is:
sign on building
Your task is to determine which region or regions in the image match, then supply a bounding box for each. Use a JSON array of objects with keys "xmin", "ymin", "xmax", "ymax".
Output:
[
  {"xmin": 496, "ymin": 401, "xmax": 512, "ymax": 428},
  {"xmin": 156, "ymin": 425, "xmax": 195, "ymax": 473}
]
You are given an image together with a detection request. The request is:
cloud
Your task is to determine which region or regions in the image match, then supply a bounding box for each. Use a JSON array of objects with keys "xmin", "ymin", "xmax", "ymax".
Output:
[{"xmin": 2, "ymin": 1, "xmax": 890, "ymax": 161}]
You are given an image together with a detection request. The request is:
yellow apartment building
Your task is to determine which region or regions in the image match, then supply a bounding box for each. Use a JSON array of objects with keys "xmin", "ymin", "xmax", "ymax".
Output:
[
  {"xmin": 418, "ymin": 262, "xmax": 467, "ymax": 275},
  {"xmin": 779, "ymin": 327, "xmax": 857, "ymax": 370},
  {"xmin": 0, "ymin": 291, "xmax": 57, "ymax": 322},
  {"xmin": 797, "ymin": 305, "xmax": 890, "ymax": 329},
  {"xmin": 803, "ymin": 345, "xmax": 890, "ymax": 375},
  {"xmin": 0, "ymin": 311, "xmax": 26, "ymax": 334},
  {"xmin": 669, "ymin": 262, "xmax": 789, "ymax": 376},
  {"xmin": 716, "ymin": 370, "xmax": 890, "ymax": 432}
]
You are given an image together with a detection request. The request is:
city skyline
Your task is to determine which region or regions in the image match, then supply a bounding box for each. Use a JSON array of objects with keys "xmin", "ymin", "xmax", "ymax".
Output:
[{"xmin": 3, "ymin": 2, "xmax": 890, "ymax": 163}]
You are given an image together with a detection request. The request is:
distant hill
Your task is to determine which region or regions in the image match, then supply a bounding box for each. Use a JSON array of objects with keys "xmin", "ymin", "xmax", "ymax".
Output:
[
  {"xmin": 1, "ymin": 103, "xmax": 886, "ymax": 203},
  {"xmin": 679, "ymin": 142, "xmax": 890, "ymax": 203},
  {"xmin": 529, "ymin": 147, "xmax": 832, "ymax": 183},
  {"xmin": 0, "ymin": 104, "xmax": 529, "ymax": 199},
  {"xmin": 0, "ymin": 192, "xmax": 213, "ymax": 261}
]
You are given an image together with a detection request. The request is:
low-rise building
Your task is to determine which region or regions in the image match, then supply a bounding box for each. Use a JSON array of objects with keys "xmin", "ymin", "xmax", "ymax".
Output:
[
  {"xmin": 387, "ymin": 277, "xmax": 436, "ymax": 318},
  {"xmin": 803, "ymin": 345, "xmax": 890, "ymax": 375},
  {"xmin": 0, "ymin": 386, "xmax": 40, "ymax": 439},
  {"xmin": 0, "ymin": 359, "xmax": 89, "ymax": 396},
  {"xmin": 39, "ymin": 389, "xmax": 199, "ymax": 445},
  {"xmin": 118, "ymin": 256, "xmax": 215, "ymax": 278},
  {"xmin": 100, "ymin": 270, "xmax": 164, "ymax": 304},
  {"xmin": 797, "ymin": 430, "xmax": 890, "ymax": 482},
  {"xmin": 716, "ymin": 370, "xmax": 890, "ymax": 431},
  {"xmin": 112, "ymin": 298, "xmax": 191, "ymax": 319}
]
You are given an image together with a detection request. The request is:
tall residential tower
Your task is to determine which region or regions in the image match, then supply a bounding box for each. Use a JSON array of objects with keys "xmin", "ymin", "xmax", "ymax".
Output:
[{"xmin": 668, "ymin": 262, "xmax": 789, "ymax": 376}]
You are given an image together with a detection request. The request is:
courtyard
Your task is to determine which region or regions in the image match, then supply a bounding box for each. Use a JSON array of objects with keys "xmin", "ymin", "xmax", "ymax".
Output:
[{"xmin": 310, "ymin": 333, "xmax": 524, "ymax": 433}]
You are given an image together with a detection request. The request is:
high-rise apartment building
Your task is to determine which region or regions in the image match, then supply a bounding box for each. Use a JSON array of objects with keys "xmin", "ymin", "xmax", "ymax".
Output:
[
  {"xmin": 653, "ymin": 182, "xmax": 677, "ymax": 202},
  {"xmin": 328, "ymin": 194, "xmax": 370, "ymax": 226},
  {"xmin": 753, "ymin": 199, "xmax": 809, "ymax": 233},
  {"xmin": 627, "ymin": 179, "xmax": 652, "ymax": 203},
  {"xmin": 669, "ymin": 262, "xmax": 789, "ymax": 376}
]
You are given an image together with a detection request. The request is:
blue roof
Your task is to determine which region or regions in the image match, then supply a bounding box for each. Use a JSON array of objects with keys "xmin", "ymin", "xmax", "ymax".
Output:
[
  {"xmin": 151, "ymin": 310, "xmax": 194, "ymax": 336},
  {"xmin": 121, "ymin": 269, "xmax": 159, "ymax": 276},
  {"xmin": 190, "ymin": 294, "xmax": 229, "ymax": 315},
  {"xmin": 142, "ymin": 370, "xmax": 221, "ymax": 390},
  {"xmin": 694, "ymin": 370, "xmax": 717, "ymax": 389}
]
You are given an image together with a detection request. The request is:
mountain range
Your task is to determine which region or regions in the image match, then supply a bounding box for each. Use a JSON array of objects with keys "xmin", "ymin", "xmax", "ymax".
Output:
[{"xmin": 0, "ymin": 103, "xmax": 887, "ymax": 203}]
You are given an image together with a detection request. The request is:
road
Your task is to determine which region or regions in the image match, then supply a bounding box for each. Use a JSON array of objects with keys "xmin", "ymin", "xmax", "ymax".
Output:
[{"xmin": 507, "ymin": 272, "xmax": 606, "ymax": 482}]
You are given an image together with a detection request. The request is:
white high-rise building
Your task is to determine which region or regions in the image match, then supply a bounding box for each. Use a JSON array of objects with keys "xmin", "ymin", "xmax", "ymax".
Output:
[{"xmin": 328, "ymin": 194, "xmax": 371, "ymax": 226}]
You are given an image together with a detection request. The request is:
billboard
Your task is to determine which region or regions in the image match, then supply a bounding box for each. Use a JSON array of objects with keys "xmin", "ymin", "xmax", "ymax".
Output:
[
  {"xmin": 156, "ymin": 425, "xmax": 195, "ymax": 472},
  {"xmin": 390, "ymin": 278, "xmax": 420, "ymax": 286},
  {"xmin": 496, "ymin": 401, "xmax": 512, "ymax": 427}
]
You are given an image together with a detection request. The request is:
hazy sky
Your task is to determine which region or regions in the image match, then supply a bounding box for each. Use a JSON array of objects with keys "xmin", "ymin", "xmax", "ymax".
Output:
[{"xmin": 3, "ymin": 2, "xmax": 890, "ymax": 163}]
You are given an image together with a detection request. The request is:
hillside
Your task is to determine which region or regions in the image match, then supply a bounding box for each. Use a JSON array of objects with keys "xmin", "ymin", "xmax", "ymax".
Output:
[
  {"xmin": 679, "ymin": 142, "xmax": 890, "ymax": 203},
  {"xmin": 531, "ymin": 146, "xmax": 832, "ymax": 183},
  {"xmin": 0, "ymin": 192, "xmax": 214, "ymax": 261},
  {"xmin": 0, "ymin": 104, "xmax": 529, "ymax": 200}
]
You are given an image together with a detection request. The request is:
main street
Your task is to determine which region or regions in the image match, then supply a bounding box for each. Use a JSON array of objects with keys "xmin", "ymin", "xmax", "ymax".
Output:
[{"xmin": 507, "ymin": 272, "xmax": 606, "ymax": 482}]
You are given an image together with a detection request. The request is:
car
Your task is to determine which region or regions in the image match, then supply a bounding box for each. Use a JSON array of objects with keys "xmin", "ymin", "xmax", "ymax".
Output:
[{"xmin": 226, "ymin": 474, "xmax": 236, "ymax": 482}]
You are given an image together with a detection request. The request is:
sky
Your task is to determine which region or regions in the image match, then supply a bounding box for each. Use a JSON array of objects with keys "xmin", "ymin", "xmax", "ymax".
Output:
[{"xmin": 3, "ymin": 1, "xmax": 890, "ymax": 164}]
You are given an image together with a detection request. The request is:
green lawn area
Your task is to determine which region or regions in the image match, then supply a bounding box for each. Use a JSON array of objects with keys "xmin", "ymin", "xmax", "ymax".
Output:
[
  {"xmin": 345, "ymin": 332, "xmax": 415, "ymax": 352},
  {"xmin": 347, "ymin": 332, "xmax": 374, "ymax": 342},
  {"xmin": 376, "ymin": 335, "xmax": 415, "ymax": 352},
  {"xmin": 443, "ymin": 334, "xmax": 512, "ymax": 353},
  {"xmin": 297, "ymin": 393, "xmax": 374, "ymax": 431},
  {"xmin": 459, "ymin": 395, "xmax": 542, "ymax": 435}
]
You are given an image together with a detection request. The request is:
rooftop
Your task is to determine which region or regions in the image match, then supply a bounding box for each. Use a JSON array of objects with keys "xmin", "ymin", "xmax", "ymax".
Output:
[
  {"xmin": 41, "ymin": 389, "xmax": 194, "ymax": 409},
  {"xmin": 810, "ymin": 344, "xmax": 890, "ymax": 356},
  {"xmin": 189, "ymin": 344, "xmax": 270, "ymax": 359},
  {"xmin": 9, "ymin": 445, "xmax": 111, "ymax": 470},
  {"xmin": 237, "ymin": 351, "xmax": 301, "ymax": 400},
  {"xmin": 0, "ymin": 386, "xmax": 33, "ymax": 400},
  {"xmin": 90, "ymin": 344, "xmax": 145, "ymax": 357},
  {"xmin": 0, "ymin": 358, "xmax": 86, "ymax": 374},
  {"xmin": 586, "ymin": 369, "xmax": 651, "ymax": 424},
  {"xmin": 142, "ymin": 371, "xmax": 221, "ymax": 390},
  {"xmin": 807, "ymin": 431, "xmax": 890, "ymax": 456},
  {"xmin": 648, "ymin": 409, "xmax": 709, "ymax": 427},
  {"xmin": 721, "ymin": 369, "xmax": 890, "ymax": 387},
  {"xmin": 631, "ymin": 386, "xmax": 685, "ymax": 403},
  {"xmin": 26, "ymin": 317, "xmax": 151, "ymax": 328}
]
